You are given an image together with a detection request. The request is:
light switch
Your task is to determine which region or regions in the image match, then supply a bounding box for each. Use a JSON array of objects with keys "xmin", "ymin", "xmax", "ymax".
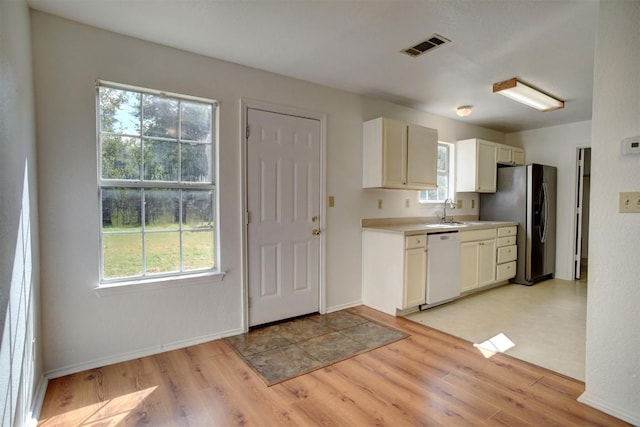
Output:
[
  {"xmin": 377, "ymin": 199, "xmax": 383, "ymax": 210},
  {"xmin": 619, "ymin": 192, "xmax": 640, "ymax": 213},
  {"xmin": 405, "ymin": 199, "xmax": 410, "ymax": 208},
  {"xmin": 328, "ymin": 196, "xmax": 335, "ymax": 207}
]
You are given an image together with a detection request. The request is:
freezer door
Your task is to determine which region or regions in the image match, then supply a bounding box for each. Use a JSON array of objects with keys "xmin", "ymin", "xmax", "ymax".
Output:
[
  {"xmin": 542, "ymin": 166, "xmax": 557, "ymax": 276},
  {"xmin": 526, "ymin": 165, "xmax": 556, "ymax": 282}
]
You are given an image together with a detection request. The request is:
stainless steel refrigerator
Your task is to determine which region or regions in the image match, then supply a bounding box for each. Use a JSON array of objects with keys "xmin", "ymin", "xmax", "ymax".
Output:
[{"xmin": 480, "ymin": 164, "xmax": 556, "ymax": 285}]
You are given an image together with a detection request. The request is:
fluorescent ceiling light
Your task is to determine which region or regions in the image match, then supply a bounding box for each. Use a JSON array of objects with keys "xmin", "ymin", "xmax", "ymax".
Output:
[{"xmin": 493, "ymin": 78, "xmax": 564, "ymax": 111}]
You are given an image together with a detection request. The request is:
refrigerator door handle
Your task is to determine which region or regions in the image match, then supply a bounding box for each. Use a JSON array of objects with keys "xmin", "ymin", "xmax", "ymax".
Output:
[{"xmin": 541, "ymin": 182, "xmax": 549, "ymax": 243}]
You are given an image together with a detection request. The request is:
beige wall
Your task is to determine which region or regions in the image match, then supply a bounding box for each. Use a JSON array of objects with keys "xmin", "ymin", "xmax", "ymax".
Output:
[
  {"xmin": 26, "ymin": 2, "xmax": 640, "ymax": 423},
  {"xmin": 579, "ymin": 0, "xmax": 640, "ymax": 423},
  {"xmin": 506, "ymin": 120, "xmax": 592, "ymax": 280},
  {"xmin": 0, "ymin": 0, "xmax": 42, "ymax": 424},
  {"xmin": 30, "ymin": 11, "xmax": 504, "ymax": 375}
]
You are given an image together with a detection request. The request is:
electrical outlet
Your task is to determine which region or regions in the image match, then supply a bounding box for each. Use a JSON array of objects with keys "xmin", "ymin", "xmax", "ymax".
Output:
[
  {"xmin": 619, "ymin": 192, "xmax": 640, "ymax": 213},
  {"xmin": 471, "ymin": 199, "xmax": 475, "ymax": 209},
  {"xmin": 456, "ymin": 199, "xmax": 462, "ymax": 209},
  {"xmin": 405, "ymin": 199, "xmax": 410, "ymax": 208},
  {"xmin": 377, "ymin": 199, "xmax": 383, "ymax": 209}
]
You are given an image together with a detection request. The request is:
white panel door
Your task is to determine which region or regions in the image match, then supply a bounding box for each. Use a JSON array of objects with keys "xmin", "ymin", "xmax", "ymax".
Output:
[{"xmin": 247, "ymin": 109, "xmax": 321, "ymax": 326}]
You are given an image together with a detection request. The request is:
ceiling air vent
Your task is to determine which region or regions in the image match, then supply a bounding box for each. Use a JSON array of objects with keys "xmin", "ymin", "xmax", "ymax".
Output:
[{"xmin": 403, "ymin": 34, "xmax": 451, "ymax": 57}]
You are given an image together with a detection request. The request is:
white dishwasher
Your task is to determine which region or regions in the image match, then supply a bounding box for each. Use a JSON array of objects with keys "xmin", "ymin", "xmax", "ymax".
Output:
[{"xmin": 425, "ymin": 232, "xmax": 461, "ymax": 306}]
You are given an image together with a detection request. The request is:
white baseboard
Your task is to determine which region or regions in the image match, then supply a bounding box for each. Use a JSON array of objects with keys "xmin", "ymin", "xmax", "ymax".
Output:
[
  {"xmin": 44, "ymin": 328, "xmax": 243, "ymax": 379},
  {"xmin": 325, "ymin": 300, "xmax": 362, "ymax": 314},
  {"xmin": 578, "ymin": 391, "xmax": 640, "ymax": 426},
  {"xmin": 26, "ymin": 374, "xmax": 48, "ymax": 427}
]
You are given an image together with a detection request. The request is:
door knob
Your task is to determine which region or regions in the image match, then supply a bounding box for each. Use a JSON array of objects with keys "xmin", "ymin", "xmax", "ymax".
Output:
[{"xmin": 312, "ymin": 228, "xmax": 321, "ymax": 236}]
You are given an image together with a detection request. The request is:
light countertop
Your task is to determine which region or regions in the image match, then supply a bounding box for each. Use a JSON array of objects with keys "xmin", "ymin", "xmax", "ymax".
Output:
[{"xmin": 362, "ymin": 220, "xmax": 518, "ymax": 236}]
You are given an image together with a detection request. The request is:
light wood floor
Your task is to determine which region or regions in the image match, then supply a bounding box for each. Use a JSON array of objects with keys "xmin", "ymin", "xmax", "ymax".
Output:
[{"xmin": 38, "ymin": 306, "xmax": 630, "ymax": 426}]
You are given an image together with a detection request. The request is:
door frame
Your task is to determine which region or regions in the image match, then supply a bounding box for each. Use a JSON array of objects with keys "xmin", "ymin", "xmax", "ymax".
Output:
[
  {"xmin": 240, "ymin": 99, "xmax": 327, "ymax": 332},
  {"xmin": 573, "ymin": 146, "xmax": 591, "ymax": 280}
]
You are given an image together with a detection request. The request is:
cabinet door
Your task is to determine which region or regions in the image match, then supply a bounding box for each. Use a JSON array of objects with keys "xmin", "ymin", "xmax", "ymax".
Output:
[
  {"xmin": 382, "ymin": 118, "xmax": 407, "ymax": 187},
  {"xmin": 512, "ymin": 148, "xmax": 525, "ymax": 165},
  {"xmin": 460, "ymin": 241, "xmax": 479, "ymax": 292},
  {"xmin": 403, "ymin": 247, "xmax": 427, "ymax": 308},
  {"xmin": 476, "ymin": 140, "xmax": 497, "ymax": 192},
  {"xmin": 496, "ymin": 145, "xmax": 512, "ymax": 164},
  {"xmin": 406, "ymin": 124, "xmax": 437, "ymax": 189},
  {"xmin": 478, "ymin": 239, "xmax": 497, "ymax": 286}
]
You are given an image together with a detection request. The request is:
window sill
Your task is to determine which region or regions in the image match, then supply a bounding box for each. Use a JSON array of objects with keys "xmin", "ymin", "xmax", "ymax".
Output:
[{"xmin": 94, "ymin": 271, "xmax": 226, "ymax": 296}]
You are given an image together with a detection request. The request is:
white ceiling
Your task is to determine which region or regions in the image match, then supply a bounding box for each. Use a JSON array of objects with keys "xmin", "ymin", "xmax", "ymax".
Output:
[{"xmin": 27, "ymin": 0, "xmax": 599, "ymax": 133}]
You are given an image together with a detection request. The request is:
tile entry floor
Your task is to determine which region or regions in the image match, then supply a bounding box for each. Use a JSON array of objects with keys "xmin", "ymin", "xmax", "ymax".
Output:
[
  {"xmin": 224, "ymin": 310, "xmax": 407, "ymax": 385},
  {"xmin": 406, "ymin": 276, "xmax": 587, "ymax": 380}
]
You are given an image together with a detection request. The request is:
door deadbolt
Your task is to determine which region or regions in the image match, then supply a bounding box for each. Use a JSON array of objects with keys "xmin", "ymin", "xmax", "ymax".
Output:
[{"xmin": 312, "ymin": 216, "xmax": 319, "ymax": 222}]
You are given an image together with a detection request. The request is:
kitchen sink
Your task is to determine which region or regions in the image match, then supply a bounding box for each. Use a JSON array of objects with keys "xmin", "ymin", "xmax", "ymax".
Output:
[{"xmin": 425, "ymin": 223, "xmax": 463, "ymax": 228}]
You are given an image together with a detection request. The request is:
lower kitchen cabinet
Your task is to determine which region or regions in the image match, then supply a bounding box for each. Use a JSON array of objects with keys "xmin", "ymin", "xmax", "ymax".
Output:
[
  {"xmin": 404, "ymin": 236, "xmax": 427, "ymax": 308},
  {"xmin": 460, "ymin": 229, "xmax": 497, "ymax": 293},
  {"xmin": 363, "ymin": 222, "xmax": 518, "ymax": 315},
  {"xmin": 496, "ymin": 226, "xmax": 518, "ymax": 281},
  {"xmin": 362, "ymin": 231, "xmax": 427, "ymax": 315}
]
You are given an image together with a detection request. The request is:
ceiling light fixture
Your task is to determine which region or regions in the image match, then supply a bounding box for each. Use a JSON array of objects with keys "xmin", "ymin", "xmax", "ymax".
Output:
[
  {"xmin": 493, "ymin": 78, "xmax": 564, "ymax": 111},
  {"xmin": 456, "ymin": 105, "xmax": 473, "ymax": 117}
]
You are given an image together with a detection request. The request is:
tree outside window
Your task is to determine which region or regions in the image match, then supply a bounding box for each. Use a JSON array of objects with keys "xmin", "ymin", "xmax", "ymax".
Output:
[
  {"xmin": 419, "ymin": 142, "xmax": 454, "ymax": 203},
  {"xmin": 97, "ymin": 83, "xmax": 218, "ymax": 283}
]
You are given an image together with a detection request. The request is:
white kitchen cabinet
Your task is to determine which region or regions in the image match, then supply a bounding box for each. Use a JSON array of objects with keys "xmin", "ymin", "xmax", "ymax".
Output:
[
  {"xmin": 362, "ymin": 231, "xmax": 427, "ymax": 315},
  {"xmin": 497, "ymin": 144, "xmax": 512, "ymax": 164},
  {"xmin": 496, "ymin": 226, "xmax": 517, "ymax": 281},
  {"xmin": 478, "ymin": 239, "xmax": 497, "ymax": 285},
  {"xmin": 460, "ymin": 228, "xmax": 497, "ymax": 293},
  {"xmin": 404, "ymin": 237, "xmax": 428, "ymax": 308},
  {"xmin": 460, "ymin": 241, "xmax": 479, "ymax": 292},
  {"xmin": 512, "ymin": 148, "xmax": 525, "ymax": 165},
  {"xmin": 497, "ymin": 144, "xmax": 525, "ymax": 166},
  {"xmin": 456, "ymin": 138, "xmax": 497, "ymax": 192},
  {"xmin": 363, "ymin": 117, "xmax": 438, "ymax": 190}
]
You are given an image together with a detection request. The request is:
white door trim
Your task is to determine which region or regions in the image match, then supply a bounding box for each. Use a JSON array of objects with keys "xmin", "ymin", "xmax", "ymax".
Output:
[
  {"xmin": 572, "ymin": 146, "xmax": 590, "ymax": 280},
  {"xmin": 240, "ymin": 98, "xmax": 327, "ymax": 332}
]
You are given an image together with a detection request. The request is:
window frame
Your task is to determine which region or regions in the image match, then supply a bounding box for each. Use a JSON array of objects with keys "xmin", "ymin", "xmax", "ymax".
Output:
[
  {"xmin": 95, "ymin": 80, "xmax": 221, "ymax": 287},
  {"xmin": 419, "ymin": 141, "xmax": 455, "ymax": 203}
]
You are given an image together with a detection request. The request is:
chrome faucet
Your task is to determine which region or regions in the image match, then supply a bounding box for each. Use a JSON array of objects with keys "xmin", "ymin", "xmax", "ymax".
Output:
[{"xmin": 441, "ymin": 198, "xmax": 456, "ymax": 223}]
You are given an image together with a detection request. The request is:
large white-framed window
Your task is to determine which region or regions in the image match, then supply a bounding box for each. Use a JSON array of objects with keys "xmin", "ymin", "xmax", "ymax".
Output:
[
  {"xmin": 97, "ymin": 81, "xmax": 219, "ymax": 285},
  {"xmin": 419, "ymin": 141, "xmax": 454, "ymax": 203}
]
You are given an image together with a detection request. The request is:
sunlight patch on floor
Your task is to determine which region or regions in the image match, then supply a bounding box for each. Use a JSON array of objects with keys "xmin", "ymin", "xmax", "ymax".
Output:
[
  {"xmin": 474, "ymin": 332, "xmax": 515, "ymax": 358},
  {"xmin": 38, "ymin": 386, "xmax": 157, "ymax": 426}
]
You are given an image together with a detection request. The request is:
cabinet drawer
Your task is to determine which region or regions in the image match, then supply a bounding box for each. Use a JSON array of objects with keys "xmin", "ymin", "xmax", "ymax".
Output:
[
  {"xmin": 497, "ymin": 235, "xmax": 516, "ymax": 247},
  {"xmin": 459, "ymin": 228, "xmax": 496, "ymax": 242},
  {"xmin": 405, "ymin": 235, "xmax": 426, "ymax": 249},
  {"xmin": 497, "ymin": 226, "xmax": 517, "ymax": 237},
  {"xmin": 497, "ymin": 261, "xmax": 517, "ymax": 281},
  {"xmin": 497, "ymin": 245, "xmax": 517, "ymax": 263}
]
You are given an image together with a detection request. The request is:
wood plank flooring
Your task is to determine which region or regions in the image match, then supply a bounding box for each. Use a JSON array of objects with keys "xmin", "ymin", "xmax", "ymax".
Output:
[{"xmin": 38, "ymin": 306, "xmax": 630, "ymax": 426}]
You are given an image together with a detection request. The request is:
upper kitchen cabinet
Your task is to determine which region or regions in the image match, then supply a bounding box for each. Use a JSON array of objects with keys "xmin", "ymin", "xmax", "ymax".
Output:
[
  {"xmin": 363, "ymin": 117, "xmax": 437, "ymax": 190},
  {"xmin": 456, "ymin": 138, "xmax": 497, "ymax": 193},
  {"xmin": 497, "ymin": 144, "xmax": 525, "ymax": 166}
]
